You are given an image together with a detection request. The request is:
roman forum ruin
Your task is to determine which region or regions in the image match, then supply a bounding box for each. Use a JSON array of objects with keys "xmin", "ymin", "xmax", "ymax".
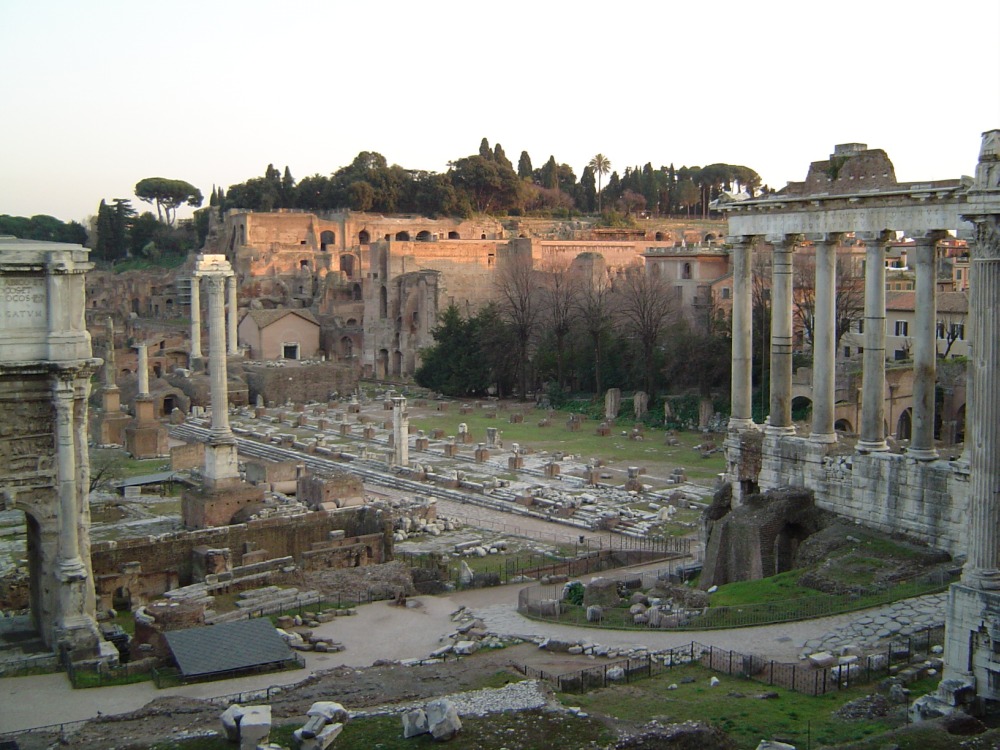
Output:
[{"xmin": 719, "ymin": 130, "xmax": 1000, "ymax": 711}]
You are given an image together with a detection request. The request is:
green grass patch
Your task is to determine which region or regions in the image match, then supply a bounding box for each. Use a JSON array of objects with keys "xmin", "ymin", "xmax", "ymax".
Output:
[
  {"xmin": 709, "ymin": 570, "xmax": 818, "ymax": 606},
  {"xmin": 561, "ymin": 663, "xmax": 901, "ymax": 750}
]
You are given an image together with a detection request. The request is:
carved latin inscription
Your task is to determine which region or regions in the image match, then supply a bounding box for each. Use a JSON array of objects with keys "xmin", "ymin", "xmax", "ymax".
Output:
[{"xmin": 0, "ymin": 277, "xmax": 46, "ymax": 328}]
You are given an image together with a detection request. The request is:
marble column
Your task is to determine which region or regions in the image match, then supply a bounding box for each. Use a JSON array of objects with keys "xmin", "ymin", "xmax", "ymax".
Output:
[
  {"xmin": 810, "ymin": 233, "xmax": 841, "ymax": 443},
  {"xmin": 728, "ymin": 235, "xmax": 755, "ymax": 430},
  {"xmin": 767, "ymin": 234, "xmax": 799, "ymax": 435},
  {"xmin": 909, "ymin": 231, "xmax": 946, "ymax": 460},
  {"xmin": 960, "ymin": 243, "xmax": 975, "ymax": 464},
  {"xmin": 226, "ymin": 275, "xmax": 238, "ymax": 356},
  {"xmin": 858, "ymin": 232, "xmax": 891, "ymax": 451},
  {"xmin": 53, "ymin": 380, "xmax": 85, "ymax": 579},
  {"xmin": 392, "ymin": 396, "xmax": 409, "ymax": 467},
  {"xmin": 104, "ymin": 316, "xmax": 116, "ymax": 388},
  {"xmin": 136, "ymin": 344, "xmax": 149, "ymax": 397},
  {"xmin": 962, "ymin": 217, "xmax": 1000, "ymax": 587},
  {"xmin": 206, "ymin": 276, "xmax": 233, "ymax": 443},
  {"xmin": 190, "ymin": 276, "xmax": 202, "ymax": 360}
]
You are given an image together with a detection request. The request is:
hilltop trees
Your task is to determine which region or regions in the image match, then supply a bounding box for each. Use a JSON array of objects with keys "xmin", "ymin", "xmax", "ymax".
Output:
[
  {"xmin": 219, "ymin": 141, "xmax": 760, "ymax": 219},
  {"xmin": 134, "ymin": 178, "xmax": 203, "ymax": 225}
]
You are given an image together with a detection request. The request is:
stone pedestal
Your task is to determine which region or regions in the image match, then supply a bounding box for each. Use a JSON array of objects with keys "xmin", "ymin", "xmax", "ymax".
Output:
[
  {"xmin": 444, "ymin": 441, "xmax": 459, "ymax": 457},
  {"xmin": 508, "ymin": 455, "xmax": 523, "ymax": 470},
  {"xmin": 474, "ymin": 445, "xmax": 489, "ymax": 463},
  {"xmin": 415, "ymin": 437, "xmax": 429, "ymax": 451},
  {"xmin": 124, "ymin": 395, "xmax": 168, "ymax": 458},
  {"xmin": 363, "ymin": 426, "xmax": 376, "ymax": 440},
  {"xmin": 544, "ymin": 462, "xmax": 560, "ymax": 477},
  {"xmin": 340, "ymin": 422, "xmax": 352, "ymax": 436}
]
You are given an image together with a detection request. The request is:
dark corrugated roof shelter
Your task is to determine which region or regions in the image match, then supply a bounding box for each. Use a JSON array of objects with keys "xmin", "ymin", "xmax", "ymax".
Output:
[{"xmin": 164, "ymin": 619, "xmax": 295, "ymax": 680}]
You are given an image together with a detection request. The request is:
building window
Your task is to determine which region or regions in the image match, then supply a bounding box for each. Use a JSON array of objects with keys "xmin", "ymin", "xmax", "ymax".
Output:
[
  {"xmin": 951, "ymin": 323, "xmax": 965, "ymax": 341},
  {"xmin": 843, "ymin": 347, "xmax": 851, "ymax": 358},
  {"xmin": 857, "ymin": 319, "xmax": 864, "ymax": 334},
  {"xmin": 894, "ymin": 320, "xmax": 909, "ymax": 336},
  {"xmin": 721, "ymin": 288, "xmax": 731, "ymax": 300},
  {"xmin": 936, "ymin": 322, "xmax": 946, "ymax": 339}
]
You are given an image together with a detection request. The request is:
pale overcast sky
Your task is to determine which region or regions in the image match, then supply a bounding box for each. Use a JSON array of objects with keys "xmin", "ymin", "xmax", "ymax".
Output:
[{"xmin": 1, "ymin": 0, "xmax": 997, "ymax": 224}]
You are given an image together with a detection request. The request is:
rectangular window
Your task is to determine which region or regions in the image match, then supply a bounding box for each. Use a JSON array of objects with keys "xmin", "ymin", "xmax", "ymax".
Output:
[
  {"xmin": 894, "ymin": 320, "xmax": 909, "ymax": 336},
  {"xmin": 721, "ymin": 287, "xmax": 731, "ymax": 299},
  {"xmin": 937, "ymin": 322, "xmax": 946, "ymax": 339},
  {"xmin": 857, "ymin": 319, "xmax": 864, "ymax": 334},
  {"xmin": 843, "ymin": 347, "xmax": 851, "ymax": 358},
  {"xmin": 951, "ymin": 323, "xmax": 965, "ymax": 341}
]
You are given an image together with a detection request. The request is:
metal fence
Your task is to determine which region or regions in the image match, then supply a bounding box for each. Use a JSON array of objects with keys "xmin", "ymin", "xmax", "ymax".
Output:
[
  {"xmin": 516, "ymin": 626, "xmax": 943, "ymax": 697},
  {"xmin": 518, "ymin": 568, "xmax": 951, "ymax": 630}
]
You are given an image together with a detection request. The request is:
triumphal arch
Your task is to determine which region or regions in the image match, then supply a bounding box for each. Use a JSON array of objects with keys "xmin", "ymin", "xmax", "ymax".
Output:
[
  {"xmin": 0, "ymin": 237, "xmax": 104, "ymax": 661},
  {"xmin": 720, "ymin": 131, "xmax": 1000, "ymax": 711}
]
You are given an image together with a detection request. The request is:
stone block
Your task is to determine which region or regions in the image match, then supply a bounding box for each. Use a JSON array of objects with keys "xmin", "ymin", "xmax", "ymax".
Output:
[
  {"xmin": 402, "ymin": 708, "xmax": 428, "ymax": 738},
  {"xmin": 426, "ymin": 699, "xmax": 462, "ymax": 741},
  {"xmin": 238, "ymin": 705, "xmax": 271, "ymax": 749}
]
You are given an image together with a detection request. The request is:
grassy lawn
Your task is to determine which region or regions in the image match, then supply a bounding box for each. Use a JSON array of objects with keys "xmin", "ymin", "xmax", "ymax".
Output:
[
  {"xmin": 709, "ymin": 570, "xmax": 818, "ymax": 606},
  {"xmin": 561, "ymin": 665, "xmax": 938, "ymax": 750}
]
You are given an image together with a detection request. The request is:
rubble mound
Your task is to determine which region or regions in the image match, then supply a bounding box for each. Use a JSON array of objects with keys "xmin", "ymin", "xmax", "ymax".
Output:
[
  {"xmin": 614, "ymin": 720, "xmax": 738, "ymax": 749},
  {"xmin": 834, "ymin": 693, "xmax": 892, "ymax": 720}
]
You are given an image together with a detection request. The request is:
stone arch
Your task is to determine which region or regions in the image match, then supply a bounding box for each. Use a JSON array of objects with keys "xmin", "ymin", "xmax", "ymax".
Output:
[
  {"xmin": 358, "ymin": 229, "xmax": 370, "ymax": 245},
  {"xmin": 339, "ymin": 254, "xmax": 355, "ymax": 278},
  {"xmin": 320, "ymin": 230, "xmax": 335, "ymax": 251},
  {"xmin": 416, "ymin": 230, "xmax": 432, "ymax": 242},
  {"xmin": 834, "ymin": 418, "xmax": 853, "ymax": 433},
  {"xmin": 705, "ymin": 233, "xmax": 717, "ymax": 242},
  {"xmin": 352, "ymin": 283, "xmax": 362, "ymax": 301},
  {"xmin": 163, "ymin": 394, "xmax": 176, "ymax": 415},
  {"xmin": 379, "ymin": 286, "xmax": 388, "ymax": 319},
  {"xmin": 897, "ymin": 408, "xmax": 913, "ymax": 441},
  {"xmin": 682, "ymin": 262, "xmax": 692, "ymax": 280},
  {"xmin": 448, "ymin": 231, "xmax": 460, "ymax": 239},
  {"xmin": 346, "ymin": 318, "xmax": 358, "ymax": 327},
  {"xmin": 393, "ymin": 350, "xmax": 402, "ymax": 375},
  {"xmin": 112, "ymin": 586, "xmax": 132, "ymax": 612},
  {"xmin": 395, "ymin": 231, "xmax": 410, "ymax": 241},
  {"xmin": 773, "ymin": 522, "xmax": 809, "ymax": 575},
  {"xmin": 340, "ymin": 336, "xmax": 353, "ymax": 358},
  {"xmin": 655, "ymin": 231, "xmax": 666, "ymax": 241},
  {"xmin": 378, "ymin": 348, "xmax": 389, "ymax": 378},
  {"xmin": 791, "ymin": 395, "xmax": 812, "ymax": 421}
]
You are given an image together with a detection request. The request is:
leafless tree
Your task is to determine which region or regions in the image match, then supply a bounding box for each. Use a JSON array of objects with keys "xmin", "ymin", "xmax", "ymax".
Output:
[
  {"xmin": 574, "ymin": 265, "xmax": 616, "ymax": 397},
  {"xmin": 792, "ymin": 248, "xmax": 866, "ymax": 353},
  {"xmin": 613, "ymin": 262, "xmax": 680, "ymax": 396},
  {"xmin": 494, "ymin": 251, "xmax": 542, "ymax": 400},
  {"xmin": 537, "ymin": 258, "xmax": 580, "ymax": 390}
]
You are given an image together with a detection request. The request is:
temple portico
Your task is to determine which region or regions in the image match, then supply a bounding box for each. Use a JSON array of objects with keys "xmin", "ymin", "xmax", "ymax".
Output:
[{"xmin": 722, "ymin": 132, "xmax": 1000, "ymax": 713}]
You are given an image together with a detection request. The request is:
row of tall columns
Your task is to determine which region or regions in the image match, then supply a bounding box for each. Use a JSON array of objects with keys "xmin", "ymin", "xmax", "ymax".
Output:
[
  {"xmin": 727, "ymin": 230, "xmax": 946, "ymax": 460},
  {"xmin": 189, "ymin": 272, "xmax": 239, "ymax": 360}
]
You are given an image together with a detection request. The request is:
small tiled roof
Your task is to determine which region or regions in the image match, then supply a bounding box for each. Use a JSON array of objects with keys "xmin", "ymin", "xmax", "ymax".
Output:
[
  {"xmin": 243, "ymin": 308, "xmax": 319, "ymax": 329},
  {"xmin": 886, "ymin": 291, "xmax": 967, "ymax": 314},
  {"xmin": 164, "ymin": 619, "xmax": 293, "ymax": 678}
]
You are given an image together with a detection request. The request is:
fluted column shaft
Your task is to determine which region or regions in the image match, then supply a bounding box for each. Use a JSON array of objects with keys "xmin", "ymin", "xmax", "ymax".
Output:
[
  {"xmin": 964, "ymin": 220, "xmax": 1000, "ymax": 585},
  {"xmin": 226, "ymin": 275, "xmax": 238, "ymax": 355},
  {"xmin": 190, "ymin": 277, "xmax": 202, "ymax": 359},
  {"xmin": 206, "ymin": 276, "xmax": 233, "ymax": 442},
  {"xmin": 859, "ymin": 233, "xmax": 890, "ymax": 450},
  {"xmin": 768, "ymin": 235, "xmax": 798, "ymax": 434},
  {"xmin": 729, "ymin": 235, "xmax": 755, "ymax": 429},
  {"xmin": 810, "ymin": 234, "xmax": 840, "ymax": 443},
  {"xmin": 909, "ymin": 233, "xmax": 944, "ymax": 459}
]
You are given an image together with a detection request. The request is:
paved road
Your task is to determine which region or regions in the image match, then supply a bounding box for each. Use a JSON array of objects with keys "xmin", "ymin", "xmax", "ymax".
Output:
[{"xmin": 0, "ymin": 580, "xmax": 863, "ymax": 734}]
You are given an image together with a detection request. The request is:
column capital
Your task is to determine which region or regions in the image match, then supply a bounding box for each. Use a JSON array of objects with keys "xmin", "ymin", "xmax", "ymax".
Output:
[
  {"xmin": 766, "ymin": 233, "xmax": 804, "ymax": 248},
  {"xmin": 726, "ymin": 234, "xmax": 759, "ymax": 247},
  {"xmin": 860, "ymin": 230, "xmax": 896, "ymax": 245},
  {"xmin": 914, "ymin": 229, "xmax": 951, "ymax": 247},
  {"xmin": 805, "ymin": 232, "xmax": 845, "ymax": 245}
]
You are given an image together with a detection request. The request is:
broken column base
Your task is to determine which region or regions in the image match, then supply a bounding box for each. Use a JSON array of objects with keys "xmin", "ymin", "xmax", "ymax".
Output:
[{"xmin": 182, "ymin": 482, "xmax": 265, "ymax": 530}]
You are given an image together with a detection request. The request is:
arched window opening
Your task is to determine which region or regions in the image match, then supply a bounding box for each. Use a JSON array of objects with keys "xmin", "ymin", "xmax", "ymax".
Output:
[
  {"xmin": 379, "ymin": 286, "xmax": 388, "ymax": 319},
  {"xmin": 395, "ymin": 231, "xmax": 410, "ymax": 241},
  {"xmin": 416, "ymin": 230, "xmax": 432, "ymax": 242},
  {"xmin": 358, "ymin": 230, "xmax": 370, "ymax": 244},
  {"xmin": 320, "ymin": 230, "xmax": 335, "ymax": 251},
  {"xmin": 448, "ymin": 231, "xmax": 460, "ymax": 239},
  {"xmin": 682, "ymin": 262, "xmax": 692, "ymax": 280}
]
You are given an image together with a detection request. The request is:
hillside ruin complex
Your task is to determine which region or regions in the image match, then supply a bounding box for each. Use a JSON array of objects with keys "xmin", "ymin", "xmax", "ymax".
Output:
[{"xmin": 718, "ymin": 130, "xmax": 1000, "ymax": 712}]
